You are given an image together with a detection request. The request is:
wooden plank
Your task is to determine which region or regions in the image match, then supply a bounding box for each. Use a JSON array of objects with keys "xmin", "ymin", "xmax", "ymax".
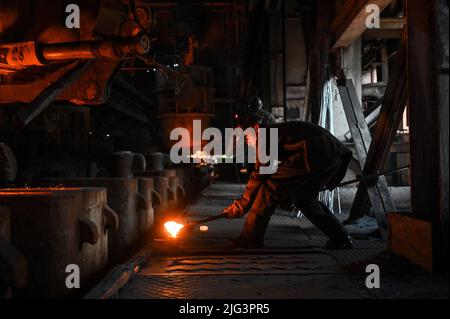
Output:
[
  {"xmin": 362, "ymin": 18, "xmax": 405, "ymax": 40},
  {"xmin": 331, "ymin": 0, "xmax": 393, "ymax": 48},
  {"xmin": 407, "ymin": 0, "xmax": 449, "ymax": 273},
  {"xmin": 337, "ymin": 79, "xmax": 393, "ymax": 239},
  {"xmin": 390, "ymin": 142, "xmax": 410, "ymax": 154},
  {"xmin": 378, "ymin": 17, "xmax": 406, "ymax": 29},
  {"xmin": 363, "ymin": 28, "xmax": 402, "ymax": 39},
  {"xmin": 388, "ymin": 212, "xmax": 433, "ymax": 272}
]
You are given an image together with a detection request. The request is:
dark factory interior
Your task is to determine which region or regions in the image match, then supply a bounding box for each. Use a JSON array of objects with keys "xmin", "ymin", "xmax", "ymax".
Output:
[{"xmin": 0, "ymin": 0, "xmax": 448, "ymax": 301}]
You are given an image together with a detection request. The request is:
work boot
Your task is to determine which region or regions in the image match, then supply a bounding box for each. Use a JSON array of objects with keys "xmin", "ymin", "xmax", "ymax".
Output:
[{"xmin": 325, "ymin": 235, "xmax": 353, "ymax": 250}]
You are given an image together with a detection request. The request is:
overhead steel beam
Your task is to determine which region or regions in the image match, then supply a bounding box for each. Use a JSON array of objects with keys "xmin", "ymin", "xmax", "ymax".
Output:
[{"xmin": 331, "ymin": 0, "xmax": 393, "ymax": 48}]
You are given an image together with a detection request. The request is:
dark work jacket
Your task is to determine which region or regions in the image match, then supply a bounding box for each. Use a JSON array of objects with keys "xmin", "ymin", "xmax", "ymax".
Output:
[
  {"xmin": 257, "ymin": 121, "xmax": 352, "ymax": 190},
  {"xmin": 225, "ymin": 121, "xmax": 353, "ymax": 217}
]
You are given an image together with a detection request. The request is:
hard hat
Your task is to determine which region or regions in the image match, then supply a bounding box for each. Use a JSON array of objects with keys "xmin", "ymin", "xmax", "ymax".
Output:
[{"xmin": 248, "ymin": 96, "xmax": 263, "ymax": 112}]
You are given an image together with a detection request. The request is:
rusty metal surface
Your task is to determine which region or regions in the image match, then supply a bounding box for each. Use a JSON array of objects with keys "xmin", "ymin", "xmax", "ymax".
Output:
[
  {"xmin": 78, "ymin": 188, "xmax": 116, "ymax": 286},
  {"xmin": 0, "ymin": 222, "xmax": 27, "ymax": 291},
  {"xmin": 0, "ymin": 37, "xmax": 150, "ymax": 69},
  {"xmin": 0, "ymin": 1, "xmax": 153, "ymax": 105},
  {"xmin": 103, "ymin": 152, "xmax": 135, "ymax": 178},
  {"xmin": 40, "ymin": 178, "xmax": 142, "ymax": 265},
  {"xmin": 0, "ymin": 58, "xmax": 119, "ymax": 104},
  {"xmin": 40, "ymin": 34, "xmax": 150, "ymax": 61},
  {"xmin": 137, "ymin": 178, "xmax": 155, "ymax": 241},
  {"xmin": 0, "ymin": 187, "xmax": 112, "ymax": 298}
]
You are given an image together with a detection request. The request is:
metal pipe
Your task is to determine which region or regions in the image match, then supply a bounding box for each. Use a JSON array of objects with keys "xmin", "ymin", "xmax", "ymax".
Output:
[
  {"xmin": 0, "ymin": 34, "xmax": 150, "ymax": 68},
  {"xmin": 186, "ymin": 214, "xmax": 226, "ymax": 227},
  {"xmin": 336, "ymin": 164, "xmax": 410, "ymax": 188},
  {"xmin": 40, "ymin": 34, "xmax": 150, "ymax": 61}
]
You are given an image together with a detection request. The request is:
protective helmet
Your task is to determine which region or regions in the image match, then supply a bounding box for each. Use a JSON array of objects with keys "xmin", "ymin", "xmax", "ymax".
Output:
[{"xmin": 248, "ymin": 96, "xmax": 263, "ymax": 112}]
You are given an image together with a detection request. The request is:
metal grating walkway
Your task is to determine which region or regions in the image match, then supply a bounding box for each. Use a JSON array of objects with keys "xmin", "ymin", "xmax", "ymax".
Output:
[{"xmin": 114, "ymin": 183, "xmax": 386, "ymax": 299}]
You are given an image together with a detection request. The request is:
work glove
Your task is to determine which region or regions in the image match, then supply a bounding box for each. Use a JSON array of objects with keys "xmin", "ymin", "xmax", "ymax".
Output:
[{"xmin": 222, "ymin": 201, "xmax": 244, "ymax": 219}]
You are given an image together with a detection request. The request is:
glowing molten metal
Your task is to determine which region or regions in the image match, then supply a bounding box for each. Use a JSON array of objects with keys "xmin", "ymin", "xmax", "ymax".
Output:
[{"xmin": 164, "ymin": 221, "xmax": 185, "ymax": 238}]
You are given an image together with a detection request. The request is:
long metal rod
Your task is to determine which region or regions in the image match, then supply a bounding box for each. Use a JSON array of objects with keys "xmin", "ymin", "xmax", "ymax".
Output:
[
  {"xmin": 186, "ymin": 214, "xmax": 226, "ymax": 227},
  {"xmin": 40, "ymin": 34, "xmax": 150, "ymax": 61},
  {"xmin": 337, "ymin": 164, "xmax": 410, "ymax": 188},
  {"xmin": 185, "ymin": 166, "xmax": 409, "ymax": 225}
]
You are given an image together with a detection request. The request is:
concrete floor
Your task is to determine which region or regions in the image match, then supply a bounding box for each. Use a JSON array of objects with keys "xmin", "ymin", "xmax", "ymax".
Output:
[{"xmin": 112, "ymin": 183, "xmax": 448, "ymax": 299}]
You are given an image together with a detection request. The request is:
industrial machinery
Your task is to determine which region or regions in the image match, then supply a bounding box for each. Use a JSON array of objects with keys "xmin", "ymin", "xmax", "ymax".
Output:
[
  {"xmin": 0, "ymin": 0, "xmax": 152, "ymax": 109},
  {"xmin": 155, "ymin": 65, "xmax": 215, "ymax": 150},
  {"xmin": 0, "ymin": 1, "xmax": 221, "ymax": 298}
]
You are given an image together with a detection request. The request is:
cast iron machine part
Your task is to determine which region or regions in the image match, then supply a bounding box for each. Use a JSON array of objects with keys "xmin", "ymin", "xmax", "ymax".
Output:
[
  {"xmin": 12, "ymin": 60, "xmax": 93, "ymax": 127},
  {"xmin": 0, "ymin": 33, "xmax": 151, "ymax": 68},
  {"xmin": 5, "ymin": 33, "xmax": 151, "ymax": 127}
]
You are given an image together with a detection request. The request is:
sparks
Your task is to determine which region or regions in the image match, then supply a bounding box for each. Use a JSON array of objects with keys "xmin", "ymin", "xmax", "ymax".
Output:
[{"xmin": 164, "ymin": 221, "xmax": 185, "ymax": 238}]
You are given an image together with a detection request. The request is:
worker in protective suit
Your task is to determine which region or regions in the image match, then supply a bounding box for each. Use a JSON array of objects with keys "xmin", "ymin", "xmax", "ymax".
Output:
[
  {"xmin": 238, "ymin": 96, "xmax": 276, "ymax": 174},
  {"xmin": 223, "ymin": 111, "xmax": 354, "ymax": 250}
]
